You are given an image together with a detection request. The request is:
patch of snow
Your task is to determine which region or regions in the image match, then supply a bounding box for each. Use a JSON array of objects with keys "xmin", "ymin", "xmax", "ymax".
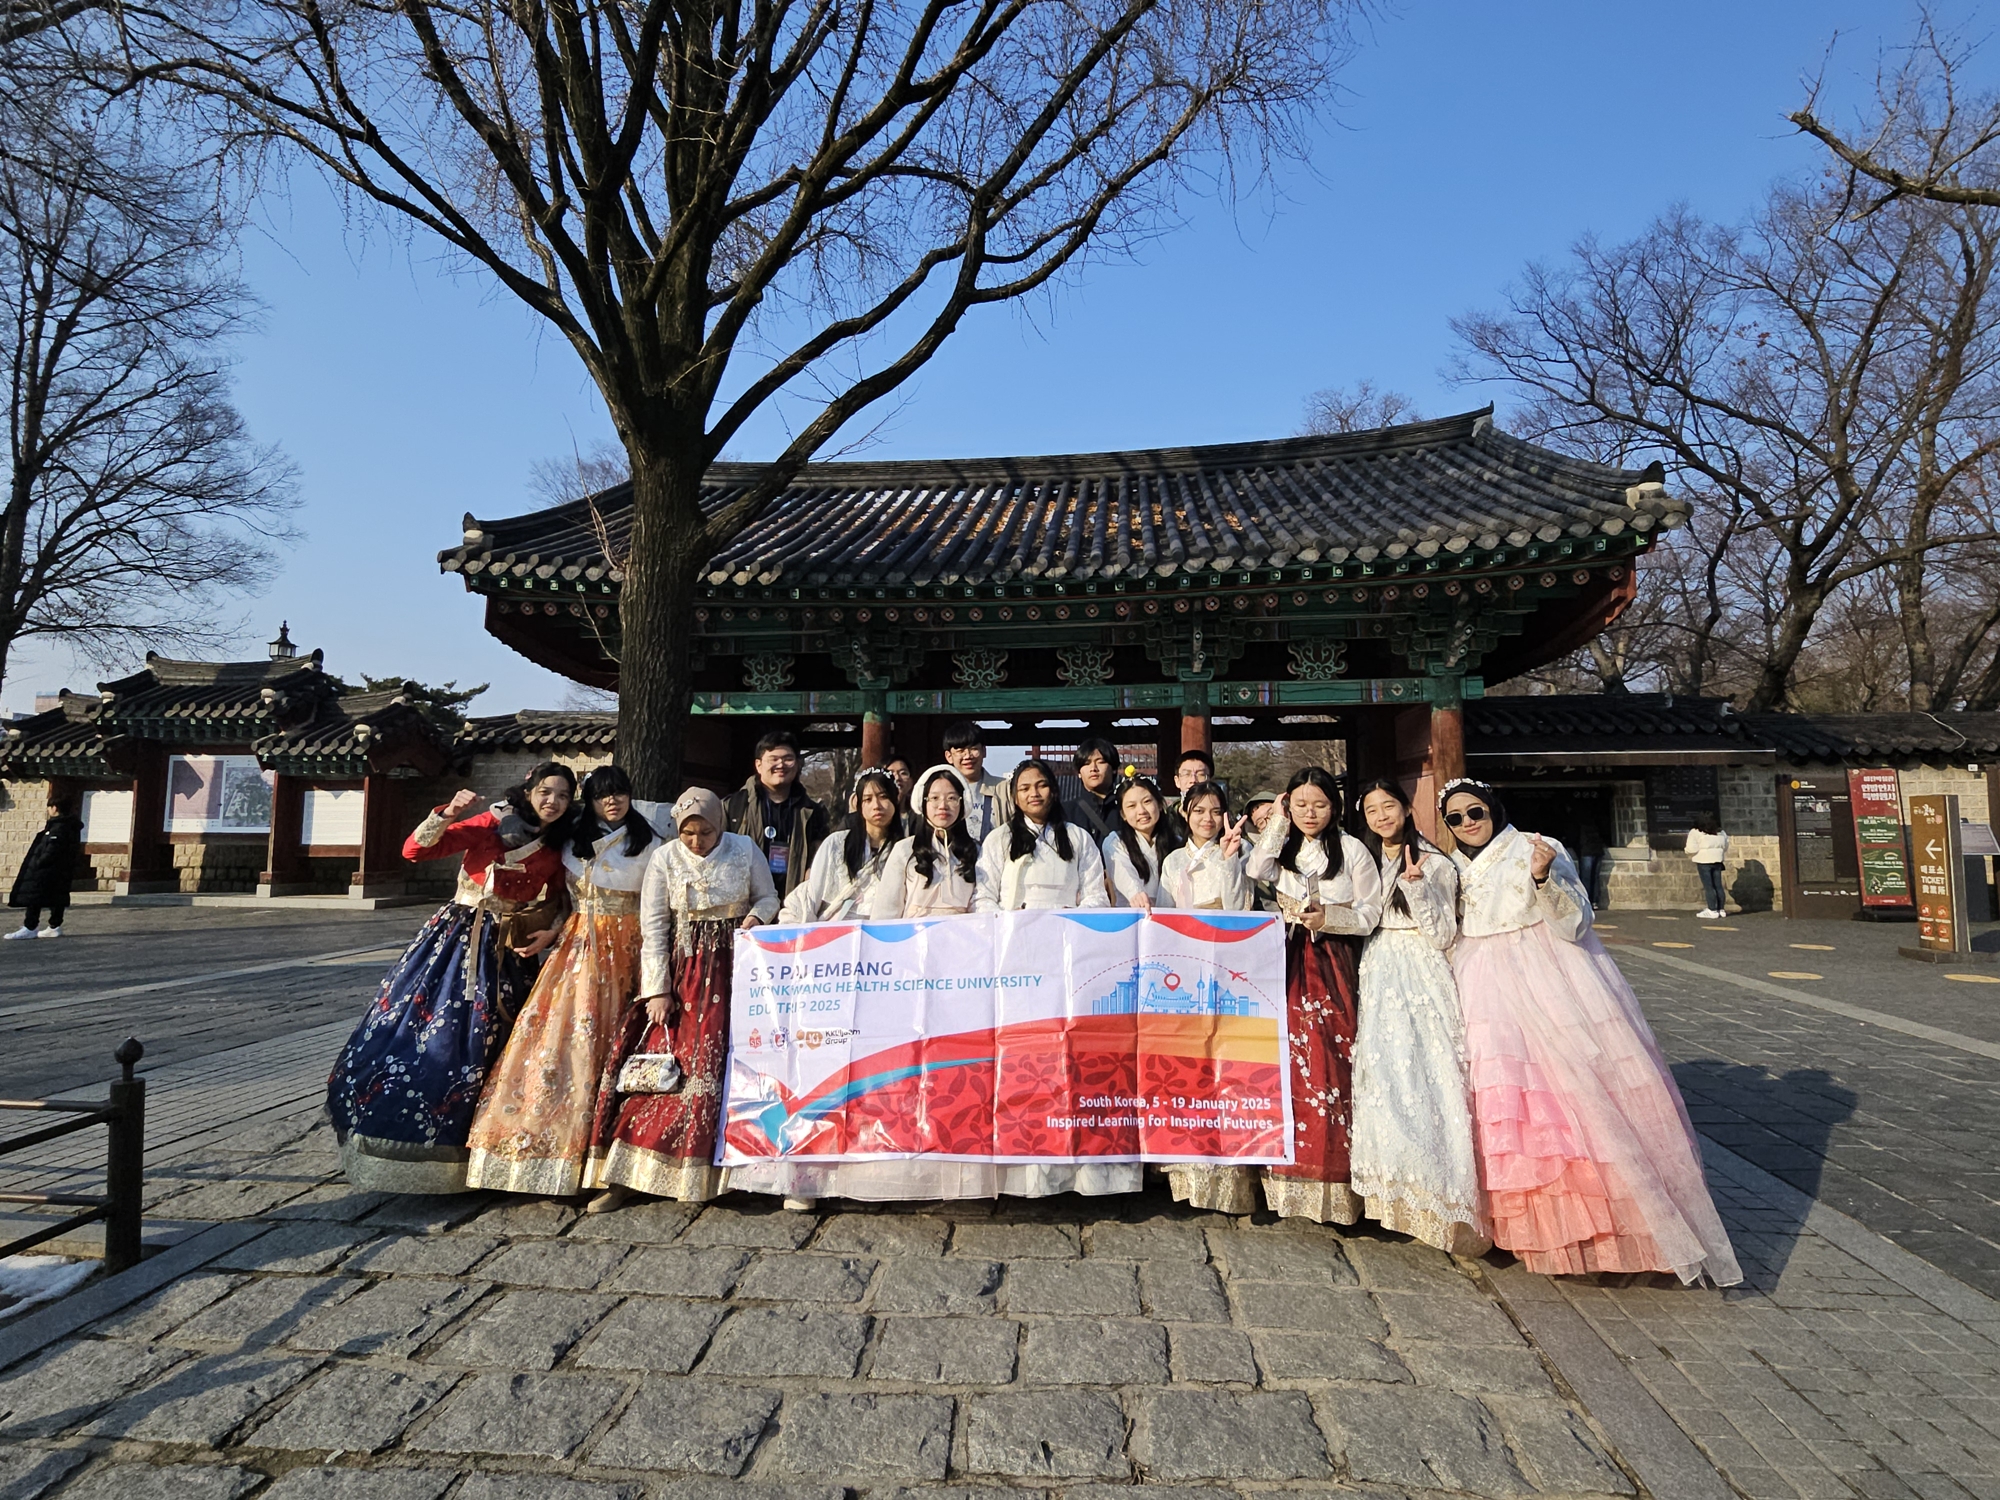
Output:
[{"xmin": 0, "ymin": 1254, "xmax": 95, "ymax": 1319}]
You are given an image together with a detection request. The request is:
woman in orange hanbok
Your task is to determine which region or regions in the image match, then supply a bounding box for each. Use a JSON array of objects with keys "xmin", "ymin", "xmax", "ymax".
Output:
[{"xmin": 464, "ymin": 767, "xmax": 661, "ymax": 1196}]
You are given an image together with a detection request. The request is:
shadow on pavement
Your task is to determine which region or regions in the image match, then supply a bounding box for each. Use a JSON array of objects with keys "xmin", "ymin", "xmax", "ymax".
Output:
[{"xmin": 1673, "ymin": 1059, "xmax": 1859, "ymax": 1286}]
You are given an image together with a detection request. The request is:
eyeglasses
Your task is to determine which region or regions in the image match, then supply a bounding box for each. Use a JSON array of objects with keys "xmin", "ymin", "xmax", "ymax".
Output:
[{"xmin": 1443, "ymin": 806, "xmax": 1490, "ymax": 829}]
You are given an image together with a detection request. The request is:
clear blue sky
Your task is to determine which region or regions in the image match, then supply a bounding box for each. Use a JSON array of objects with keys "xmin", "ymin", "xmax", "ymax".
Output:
[{"xmin": 6, "ymin": 1, "xmax": 1986, "ymax": 714}]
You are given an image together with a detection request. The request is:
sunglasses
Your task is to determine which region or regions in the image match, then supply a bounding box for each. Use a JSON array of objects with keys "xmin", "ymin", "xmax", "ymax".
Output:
[{"xmin": 1443, "ymin": 806, "xmax": 1491, "ymax": 829}]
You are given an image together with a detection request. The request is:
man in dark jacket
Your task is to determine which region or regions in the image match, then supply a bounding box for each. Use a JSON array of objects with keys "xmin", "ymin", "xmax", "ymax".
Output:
[
  {"xmin": 722, "ymin": 731, "xmax": 830, "ymax": 898},
  {"xmin": 1062, "ymin": 737, "xmax": 1122, "ymax": 842},
  {"xmin": 8, "ymin": 797, "xmax": 82, "ymax": 939}
]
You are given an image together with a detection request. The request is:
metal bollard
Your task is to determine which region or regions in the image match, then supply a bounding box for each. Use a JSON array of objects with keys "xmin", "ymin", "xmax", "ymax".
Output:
[{"xmin": 103, "ymin": 1037, "xmax": 145, "ymax": 1273}]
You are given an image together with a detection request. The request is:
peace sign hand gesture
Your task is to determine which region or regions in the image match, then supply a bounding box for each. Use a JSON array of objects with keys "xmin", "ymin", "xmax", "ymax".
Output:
[
  {"xmin": 1220, "ymin": 814, "xmax": 1247, "ymax": 859},
  {"xmin": 1399, "ymin": 844, "xmax": 1427, "ymax": 884}
]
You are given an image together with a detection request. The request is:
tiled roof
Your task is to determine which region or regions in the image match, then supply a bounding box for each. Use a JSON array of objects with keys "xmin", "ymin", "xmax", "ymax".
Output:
[
  {"xmin": 456, "ymin": 710, "xmax": 620, "ymax": 754},
  {"xmin": 256, "ymin": 687, "xmax": 456, "ymax": 778},
  {"xmin": 440, "ymin": 408, "xmax": 1681, "ymax": 591},
  {"xmin": 0, "ymin": 694, "xmax": 134, "ymax": 781},
  {"xmin": 1471, "ymin": 695, "xmax": 2000, "ymax": 766},
  {"xmin": 95, "ymin": 651, "xmax": 339, "ymax": 740}
]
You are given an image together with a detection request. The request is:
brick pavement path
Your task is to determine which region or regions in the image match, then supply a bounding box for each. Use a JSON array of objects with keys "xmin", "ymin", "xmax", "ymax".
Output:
[{"xmin": 7, "ymin": 927, "xmax": 2000, "ymax": 1498}]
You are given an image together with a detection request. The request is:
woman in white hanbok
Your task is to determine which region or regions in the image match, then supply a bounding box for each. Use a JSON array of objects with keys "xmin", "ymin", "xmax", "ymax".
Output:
[
  {"xmin": 1348, "ymin": 779, "xmax": 1489, "ymax": 1255},
  {"xmin": 873, "ymin": 766, "xmax": 981, "ymax": 919},
  {"xmin": 1102, "ymin": 776, "xmax": 1173, "ymax": 909},
  {"xmin": 975, "ymin": 759, "xmax": 1132, "ymax": 1197},
  {"xmin": 735, "ymin": 768, "xmax": 906, "ymax": 1208},
  {"xmin": 1158, "ymin": 781, "xmax": 1253, "ymax": 911},
  {"xmin": 776, "ymin": 769, "xmax": 904, "ymax": 924}
]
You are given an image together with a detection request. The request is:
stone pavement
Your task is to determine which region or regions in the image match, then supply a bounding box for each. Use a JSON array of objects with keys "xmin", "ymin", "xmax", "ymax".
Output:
[{"xmin": 5, "ymin": 911, "xmax": 2000, "ymax": 1498}]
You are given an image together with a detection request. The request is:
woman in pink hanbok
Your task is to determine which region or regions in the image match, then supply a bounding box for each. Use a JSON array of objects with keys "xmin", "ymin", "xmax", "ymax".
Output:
[{"xmin": 1441, "ymin": 777, "xmax": 1740, "ymax": 1284}]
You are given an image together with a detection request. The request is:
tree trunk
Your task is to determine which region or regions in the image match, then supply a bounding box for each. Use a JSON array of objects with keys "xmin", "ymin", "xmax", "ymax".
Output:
[
  {"xmin": 1895, "ymin": 551, "xmax": 1936, "ymax": 710},
  {"xmin": 615, "ymin": 440, "xmax": 712, "ymax": 801},
  {"xmin": 1746, "ymin": 576, "xmax": 1830, "ymax": 711}
]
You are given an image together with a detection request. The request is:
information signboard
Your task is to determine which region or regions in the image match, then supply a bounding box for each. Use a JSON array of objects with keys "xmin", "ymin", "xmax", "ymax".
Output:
[
  {"xmin": 1911, "ymin": 794, "xmax": 1968, "ymax": 953},
  {"xmin": 1846, "ymin": 769, "xmax": 1913, "ymax": 909},
  {"xmin": 1645, "ymin": 766, "xmax": 1720, "ymax": 853}
]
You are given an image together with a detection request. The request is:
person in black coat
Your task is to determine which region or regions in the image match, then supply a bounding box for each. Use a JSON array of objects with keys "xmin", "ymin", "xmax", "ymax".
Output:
[{"xmin": 8, "ymin": 798, "xmax": 82, "ymax": 939}]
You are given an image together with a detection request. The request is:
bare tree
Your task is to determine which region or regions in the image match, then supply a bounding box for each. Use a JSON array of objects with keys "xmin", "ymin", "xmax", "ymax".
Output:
[
  {"xmin": 85, "ymin": 0, "xmax": 1366, "ymax": 796},
  {"xmin": 1297, "ymin": 379, "xmax": 1419, "ymax": 436},
  {"xmin": 528, "ymin": 438, "xmax": 631, "ymax": 509},
  {"xmin": 1, "ymin": 111, "xmax": 296, "ymax": 689},
  {"xmin": 1791, "ymin": 16, "xmax": 2000, "ymax": 213},
  {"xmin": 1452, "ymin": 173, "xmax": 2000, "ymax": 711}
]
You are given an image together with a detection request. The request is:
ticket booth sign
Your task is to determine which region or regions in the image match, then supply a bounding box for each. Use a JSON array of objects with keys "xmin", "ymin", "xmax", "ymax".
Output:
[
  {"xmin": 1911, "ymin": 794, "xmax": 1968, "ymax": 953},
  {"xmin": 1847, "ymin": 769, "xmax": 1913, "ymax": 909}
]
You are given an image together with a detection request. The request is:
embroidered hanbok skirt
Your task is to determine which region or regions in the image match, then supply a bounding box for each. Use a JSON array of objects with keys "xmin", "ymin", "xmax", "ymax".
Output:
[
  {"xmin": 327, "ymin": 901, "xmax": 538, "ymax": 1193},
  {"xmin": 1165, "ymin": 925, "xmax": 1361, "ymax": 1220},
  {"xmin": 586, "ymin": 915, "xmax": 732, "ymax": 1201},
  {"xmin": 464, "ymin": 903, "xmax": 642, "ymax": 1196},
  {"xmin": 1351, "ymin": 926, "xmax": 1490, "ymax": 1254},
  {"xmin": 1453, "ymin": 921, "xmax": 1742, "ymax": 1284}
]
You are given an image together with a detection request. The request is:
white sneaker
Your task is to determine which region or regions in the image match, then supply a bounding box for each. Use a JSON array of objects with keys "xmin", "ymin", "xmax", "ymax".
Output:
[
  {"xmin": 3, "ymin": 926, "xmax": 36, "ymax": 940},
  {"xmin": 36, "ymin": 926, "xmax": 62, "ymax": 938},
  {"xmin": 782, "ymin": 1196, "xmax": 818, "ymax": 1212},
  {"xmin": 1695, "ymin": 909, "xmax": 1719, "ymax": 919}
]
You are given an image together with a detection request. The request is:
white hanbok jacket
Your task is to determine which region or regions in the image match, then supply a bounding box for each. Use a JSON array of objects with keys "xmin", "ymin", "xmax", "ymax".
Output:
[
  {"xmin": 779, "ymin": 828, "xmax": 896, "ymax": 924},
  {"xmin": 563, "ymin": 825, "xmax": 662, "ymax": 902},
  {"xmin": 871, "ymin": 832, "xmax": 979, "ymax": 918},
  {"xmin": 1452, "ymin": 826, "xmax": 1591, "ymax": 942},
  {"xmin": 1101, "ymin": 830, "xmax": 1166, "ymax": 908},
  {"xmin": 638, "ymin": 832, "xmax": 778, "ymax": 996},
  {"xmin": 1159, "ymin": 839, "xmax": 1252, "ymax": 911},
  {"xmin": 1370, "ymin": 843, "xmax": 1458, "ymax": 949},
  {"xmin": 975, "ymin": 821, "xmax": 1109, "ymax": 911},
  {"xmin": 1245, "ymin": 814, "xmax": 1383, "ymax": 938}
]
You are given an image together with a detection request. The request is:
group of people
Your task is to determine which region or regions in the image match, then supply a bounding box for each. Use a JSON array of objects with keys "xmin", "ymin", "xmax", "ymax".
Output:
[{"xmin": 325, "ymin": 719, "xmax": 1741, "ymax": 1286}]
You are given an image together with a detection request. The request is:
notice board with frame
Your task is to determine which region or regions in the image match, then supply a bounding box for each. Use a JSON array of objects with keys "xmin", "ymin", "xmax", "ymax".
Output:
[{"xmin": 1777, "ymin": 773, "xmax": 1862, "ymax": 920}]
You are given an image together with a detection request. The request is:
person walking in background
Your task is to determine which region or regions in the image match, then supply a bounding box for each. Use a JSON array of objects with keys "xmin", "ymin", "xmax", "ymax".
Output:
[
  {"xmin": 6, "ymin": 796, "xmax": 82, "ymax": 939},
  {"xmin": 874, "ymin": 766, "xmax": 981, "ymax": 918},
  {"xmin": 1440, "ymin": 777, "xmax": 1740, "ymax": 1285},
  {"xmin": 943, "ymin": 720, "xmax": 1013, "ymax": 840},
  {"xmin": 1687, "ymin": 812, "xmax": 1730, "ymax": 919},
  {"xmin": 1349, "ymin": 779, "xmax": 1488, "ymax": 1255},
  {"xmin": 463, "ymin": 766, "xmax": 660, "ymax": 1196},
  {"xmin": 724, "ymin": 730, "xmax": 829, "ymax": 898},
  {"xmin": 328, "ymin": 763, "xmax": 577, "ymax": 1193},
  {"xmin": 1063, "ymin": 736, "xmax": 1122, "ymax": 841},
  {"xmin": 1573, "ymin": 815, "xmax": 1607, "ymax": 908},
  {"xmin": 588, "ymin": 787, "xmax": 778, "ymax": 1209}
]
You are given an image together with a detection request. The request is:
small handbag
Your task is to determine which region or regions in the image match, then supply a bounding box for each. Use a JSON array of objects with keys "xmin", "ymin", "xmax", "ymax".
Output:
[{"xmin": 616, "ymin": 1051, "xmax": 683, "ymax": 1094}]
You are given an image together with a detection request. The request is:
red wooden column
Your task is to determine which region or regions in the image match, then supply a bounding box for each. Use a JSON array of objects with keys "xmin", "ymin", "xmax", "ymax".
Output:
[
  {"xmin": 351, "ymin": 773, "xmax": 406, "ymax": 900},
  {"xmin": 258, "ymin": 773, "xmax": 310, "ymax": 898},
  {"xmin": 117, "ymin": 744, "xmax": 175, "ymax": 895},
  {"xmin": 861, "ymin": 689, "xmax": 892, "ymax": 767},
  {"xmin": 1179, "ymin": 679, "xmax": 1212, "ymax": 757},
  {"xmin": 1430, "ymin": 703, "xmax": 1466, "ymax": 783}
]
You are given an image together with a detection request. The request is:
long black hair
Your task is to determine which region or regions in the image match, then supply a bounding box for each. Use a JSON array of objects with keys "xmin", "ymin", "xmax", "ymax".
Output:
[
  {"xmin": 1351, "ymin": 777, "xmax": 1434, "ymax": 916},
  {"xmin": 573, "ymin": 765, "xmax": 656, "ymax": 858},
  {"xmin": 1007, "ymin": 759, "xmax": 1074, "ymax": 862},
  {"xmin": 843, "ymin": 768, "xmax": 906, "ymax": 878},
  {"xmin": 504, "ymin": 760, "xmax": 581, "ymax": 847},
  {"xmin": 1277, "ymin": 765, "xmax": 1344, "ymax": 879},
  {"xmin": 1114, "ymin": 775, "xmax": 1174, "ymax": 883},
  {"xmin": 1178, "ymin": 779, "xmax": 1231, "ymax": 840},
  {"xmin": 912, "ymin": 767, "xmax": 981, "ymax": 885}
]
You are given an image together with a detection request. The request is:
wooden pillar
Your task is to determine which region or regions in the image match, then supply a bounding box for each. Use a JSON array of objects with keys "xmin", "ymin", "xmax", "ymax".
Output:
[
  {"xmin": 1430, "ymin": 705, "xmax": 1466, "ymax": 783},
  {"xmin": 861, "ymin": 689, "xmax": 892, "ymax": 767},
  {"xmin": 258, "ymin": 773, "xmax": 310, "ymax": 897},
  {"xmin": 1179, "ymin": 679, "xmax": 1212, "ymax": 757},
  {"xmin": 117, "ymin": 744, "xmax": 175, "ymax": 895},
  {"xmin": 350, "ymin": 773, "xmax": 406, "ymax": 900}
]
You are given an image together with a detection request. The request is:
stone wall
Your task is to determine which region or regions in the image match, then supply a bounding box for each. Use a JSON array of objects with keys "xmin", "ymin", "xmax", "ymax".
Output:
[{"xmin": 1600, "ymin": 767, "xmax": 1783, "ymax": 913}]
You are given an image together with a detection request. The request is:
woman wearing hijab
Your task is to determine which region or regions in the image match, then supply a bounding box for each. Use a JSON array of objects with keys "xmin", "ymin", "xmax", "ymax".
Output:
[
  {"xmin": 874, "ymin": 765, "xmax": 981, "ymax": 918},
  {"xmin": 779, "ymin": 767, "xmax": 905, "ymax": 923},
  {"xmin": 464, "ymin": 766, "xmax": 661, "ymax": 1196},
  {"xmin": 1234, "ymin": 765, "xmax": 1383, "ymax": 1222},
  {"xmin": 328, "ymin": 762, "xmax": 577, "ymax": 1192},
  {"xmin": 1348, "ymin": 779, "xmax": 1488, "ymax": 1255},
  {"xmin": 587, "ymin": 786, "xmax": 778, "ymax": 1207},
  {"xmin": 1441, "ymin": 777, "xmax": 1740, "ymax": 1284}
]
